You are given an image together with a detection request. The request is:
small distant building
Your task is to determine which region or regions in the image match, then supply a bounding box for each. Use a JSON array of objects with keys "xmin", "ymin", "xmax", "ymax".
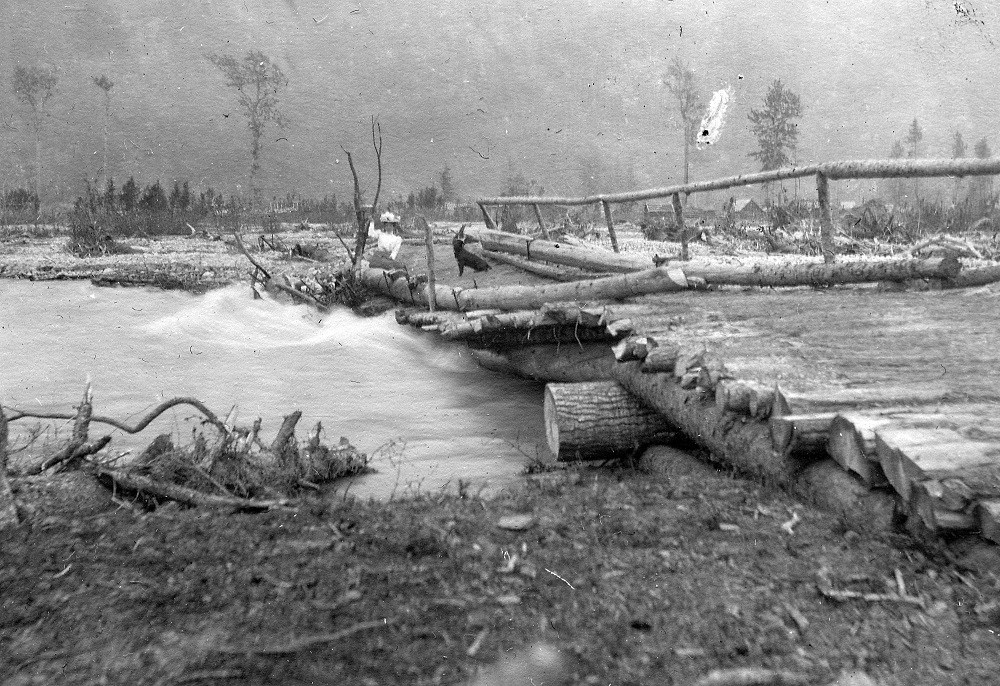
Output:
[{"xmin": 730, "ymin": 198, "xmax": 766, "ymax": 224}]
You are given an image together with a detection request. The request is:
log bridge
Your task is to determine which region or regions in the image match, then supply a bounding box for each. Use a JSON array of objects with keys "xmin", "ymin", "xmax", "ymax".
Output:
[{"xmin": 343, "ymin": 158, "xmax": 1000, "ymax": 569}]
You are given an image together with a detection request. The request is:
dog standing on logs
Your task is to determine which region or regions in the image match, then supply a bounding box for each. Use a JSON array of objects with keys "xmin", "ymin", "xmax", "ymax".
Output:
[{"xmin": 452, "ymin": 224, "xmax": 492, "ymax": 276}]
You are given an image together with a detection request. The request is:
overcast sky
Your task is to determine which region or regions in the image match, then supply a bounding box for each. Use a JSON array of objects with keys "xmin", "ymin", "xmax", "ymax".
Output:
[{"xmin": 2, "ymin": 0, "xmax": 998, "ymax": 206}]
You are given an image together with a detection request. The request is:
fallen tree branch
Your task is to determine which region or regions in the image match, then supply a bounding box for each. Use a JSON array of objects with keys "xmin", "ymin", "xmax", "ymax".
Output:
[
  {"xmin": 96, "ymin": 466, "xmax": 294, "ymax": 511},
  {"xmin": 214, "ymin": 619, "xmax": 388, "ymax": 655},
  {"xmin": 233, "ymin": 231, "xmax": 271, "ymax": 280},
  {"xmin": 38, "ymin": 435, "xmax": 112, "ymax": 475},
  {"xmin": 6, "ymin": 396, "xmax": 228, "ymax": 435}
]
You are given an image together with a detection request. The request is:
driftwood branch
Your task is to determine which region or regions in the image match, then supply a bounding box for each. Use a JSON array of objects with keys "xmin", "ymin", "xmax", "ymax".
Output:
[
  {"xmin": 233, "ymin": 231, "xmax": 271, "ymax": 280},
  {"xmin": 35, "ymin": 436, "xmax": 112, "ymax": 475},
  {"xmin": 23, "ymin": 384, "xmax": 100, "ymax": 475},
  {"xmin": 6, "ymin": 396, "xmax": 228, "ymax": 435},
  {"xmin": 96, "ymin": 467, "xmax": 294, "ymax": 511}
]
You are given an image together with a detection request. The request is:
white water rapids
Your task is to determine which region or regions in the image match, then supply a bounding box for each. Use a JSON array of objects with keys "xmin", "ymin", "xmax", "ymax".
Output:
[{"xmin": 0, "ymin": 281, "xmax": 547, "ymax": 499}]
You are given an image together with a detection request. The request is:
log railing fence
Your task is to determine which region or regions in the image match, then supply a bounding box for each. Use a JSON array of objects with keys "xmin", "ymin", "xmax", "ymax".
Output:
[{"xmin": 476, "ymin": 158, "xmax": 1000, "ymax": 263}]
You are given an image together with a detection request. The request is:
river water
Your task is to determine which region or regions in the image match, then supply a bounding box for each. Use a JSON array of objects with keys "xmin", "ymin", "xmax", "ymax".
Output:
[{"xmin": 1, "ymin": 280, "xmax": 547, "ymax": 499}]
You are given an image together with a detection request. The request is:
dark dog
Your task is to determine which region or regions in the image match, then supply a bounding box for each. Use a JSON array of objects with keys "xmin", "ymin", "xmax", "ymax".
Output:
[{"xmin": 452, "ymin": 225, "xmax": 491, "ymax": 276}]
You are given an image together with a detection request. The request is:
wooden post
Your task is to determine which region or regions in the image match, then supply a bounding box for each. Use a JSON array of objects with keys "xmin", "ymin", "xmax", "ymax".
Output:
[
  {"xmin": 424, "ymin": 218, "xmax": 436, "ymax": 312},
  {"xmin": 671, "ymin": 192, "xmax": 687, "ymax": 261},
  {"xmin": 816, "ymin": 172, "xmax": 835, "ymax": 264},
  {"xmin": 601, "ymin": 200, "xmax": 620, "ymax": 253},
  {"xmin": 532, "ymin": 203, "xmax": 546, "ymax": 233},
  {"xmin": 478, "ymin": 203, "xmax": 498, "ymax": 231}
]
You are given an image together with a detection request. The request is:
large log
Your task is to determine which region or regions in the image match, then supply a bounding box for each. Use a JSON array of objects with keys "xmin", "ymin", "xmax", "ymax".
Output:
[
  {"xmin": 544, "ymin": 381, "xmax": 674, "ymax": 461},
  {"xmin": 456, "ymin": 265, "xmax": 689, "ymax": 311},
  {"xmin": 365, "ymin": 254, "xmax": 959, "ymax": 315},
  {"xmin": 482, "ymin": 250, "xmax": 613, "ymax": 282},
  {"xmin": 948, "ymin": 263, "xmax": 1000, "ymax": 288},
  {"xmin": 468, "ymin": 228, "xmax": 650, "ymax": 272},
  {"xmin": 359, "ymin": 267, "xmax": 463, "ymax": 311},
  {"xmin": 683, "ymin": 255, "xmax": 960, "ymax": 287}
]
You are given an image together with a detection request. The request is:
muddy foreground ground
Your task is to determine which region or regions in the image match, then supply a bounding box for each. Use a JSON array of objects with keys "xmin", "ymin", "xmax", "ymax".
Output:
[{"xmin": 3, "ymin": 229, "xmax": 1000, "ymax": 685}]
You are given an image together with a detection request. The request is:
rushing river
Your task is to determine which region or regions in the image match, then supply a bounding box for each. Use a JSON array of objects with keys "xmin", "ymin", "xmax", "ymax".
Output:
[{"xmin": 0, "ymin": 280, "xmax": 547, "ymax": 499}]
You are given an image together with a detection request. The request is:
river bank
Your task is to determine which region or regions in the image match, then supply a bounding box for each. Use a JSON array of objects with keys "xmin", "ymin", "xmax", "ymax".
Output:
[{"xmin": 5, "ymin": 226, "xmax": 1000, "ymax": 684}]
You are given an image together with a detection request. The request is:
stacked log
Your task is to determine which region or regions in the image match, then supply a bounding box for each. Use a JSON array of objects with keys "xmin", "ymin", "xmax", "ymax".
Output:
[
  {"xmin": 769, "ymin": 413, "xmax": 837, "ymax": 458},
  {"xmin": 826, "ymin": 414, "xmax": 891, "ymax": 487}
]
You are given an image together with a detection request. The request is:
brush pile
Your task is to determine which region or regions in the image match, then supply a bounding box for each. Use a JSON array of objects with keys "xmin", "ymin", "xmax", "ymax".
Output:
[{"xmin": 1, "ymin": 387, "xmax": 368, "ymax": 525}]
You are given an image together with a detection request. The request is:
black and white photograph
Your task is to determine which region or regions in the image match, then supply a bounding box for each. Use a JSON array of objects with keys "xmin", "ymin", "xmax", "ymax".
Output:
[{"xmin": 3, "ymin": 1, "xmax": 1000, "ymax": 684}]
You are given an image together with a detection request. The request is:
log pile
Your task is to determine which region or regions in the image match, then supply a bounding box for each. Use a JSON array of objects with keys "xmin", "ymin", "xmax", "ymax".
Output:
[
  {"xmin": 471, "ymin": 323, "xmax": 1000, "ymax": 561},
  {"xmin": 465, "ymin": 227, "xmax": 971, "ymax": 289},
  {"xmin": 359, "ymin": 249, "xmax": 967, "ymax": 316},
  {"xmin": 395, "ymin": 303, "xmax": 630, "ymax": 348}
]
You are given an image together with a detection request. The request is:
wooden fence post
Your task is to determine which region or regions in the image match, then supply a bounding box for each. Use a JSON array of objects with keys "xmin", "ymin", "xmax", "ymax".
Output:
[
  {"xmin": 533, "ymin": 203, "xmax": 546, "ymax": 234},
  {"xmin": 672, "ymin": 192, "xmax": 687, "ymax": 261},
  {"xmin": 478, "ymin": 203, "xmax": 498, "ymax": 231},
  {"xmin": 816, "ymin": 172, "xmax": 835, "ymax": 264},
  {"xmin": 601, "ymin": 201, "xmax": 620, "ymax": 253},
  {"xmin": 424, "ymin": 216, "xmax": 436, "ymax": 312}
]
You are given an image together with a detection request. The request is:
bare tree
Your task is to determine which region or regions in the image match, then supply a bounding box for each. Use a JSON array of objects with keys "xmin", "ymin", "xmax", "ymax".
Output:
[
  {"xmin": 207, "ymin": 50, "xmax": 288, "ymax": 196},
  {"xmin": 92, "ymin": 75, "xmax": 114, "ymax": 190},
  {"xmin": 663, "ymin": 56, "xmax": 701, "ymax": 185},
  {"xmin": 342, "ymin": 116, "xmax": 384, "ymax": 269},
  {"xmin": 12, "ymin": 64, "xmax": 58, "ymax": 203}
]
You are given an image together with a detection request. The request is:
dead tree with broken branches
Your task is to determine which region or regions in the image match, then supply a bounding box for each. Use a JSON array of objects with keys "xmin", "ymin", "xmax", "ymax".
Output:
[{"xmin": 343, "ymin": 116, "xmax": 384, "ymax": 270}]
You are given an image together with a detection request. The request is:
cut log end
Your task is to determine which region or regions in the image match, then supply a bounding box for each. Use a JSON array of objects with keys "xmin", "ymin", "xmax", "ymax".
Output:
[{"xmin": 544, "ymin": 381, "xmax": 674, "ymax": 461}]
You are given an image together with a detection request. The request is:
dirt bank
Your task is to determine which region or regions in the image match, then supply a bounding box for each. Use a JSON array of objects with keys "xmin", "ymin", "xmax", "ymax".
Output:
[{"xmin": 4, "ymin": 449, "xmax": 1000, "ymax": 686}]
